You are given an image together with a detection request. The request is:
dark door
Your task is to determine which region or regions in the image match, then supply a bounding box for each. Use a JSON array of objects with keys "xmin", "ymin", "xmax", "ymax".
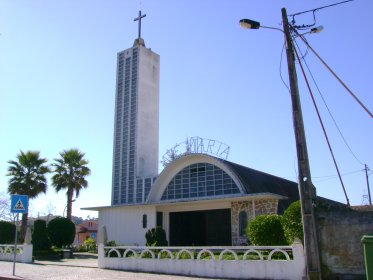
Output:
[{"xmin": 169, "ymin": 209, "xmax": 231, "ymax": 246}]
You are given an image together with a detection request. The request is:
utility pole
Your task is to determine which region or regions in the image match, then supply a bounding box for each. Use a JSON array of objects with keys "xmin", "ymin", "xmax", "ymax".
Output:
[
  {"xmin": 281, "ymin": 8, "xmax": 322, "ymax": 280},
  {"xmin": 365, "ymin": 164, "xmax": 372, "ymax": 205}
]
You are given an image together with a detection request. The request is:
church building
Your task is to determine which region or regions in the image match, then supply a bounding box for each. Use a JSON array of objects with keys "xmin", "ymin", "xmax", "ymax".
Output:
[{"xmin": 86, "ymin": 11, "xmax": 299, "ymax": 246}]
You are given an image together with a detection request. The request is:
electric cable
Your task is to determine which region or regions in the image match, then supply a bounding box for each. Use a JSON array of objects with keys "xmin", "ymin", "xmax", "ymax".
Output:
[
  {"xmin": 313, "ymin": 169, "xmax": 363, "ymax": 179},
  {"xmin": 285, "ymin": 168, "xmax": 363, "ymax": 181},
  {"xmin": 292, "ymin": 36, "xmax": 350, "ymax": 206},
  {"xmin": 289, "ymin": 0, "xmax": 354, "ymax": 29},
  {"xmin": 279, "ymin": 42, "xmax": 290, "ymax": 92},
  {"xmin": 294, "ymin": 35, "xmax": 365, "ymax": 166},
  {"xmin": 294, "ymin": 29, "xmax": 373, "ymax": 118}
]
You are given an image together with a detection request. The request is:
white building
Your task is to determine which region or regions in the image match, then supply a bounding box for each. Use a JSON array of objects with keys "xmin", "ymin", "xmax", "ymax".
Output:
[{"xmin": 85, "ymin": 11, "xmax": 299, "ymax": 246}]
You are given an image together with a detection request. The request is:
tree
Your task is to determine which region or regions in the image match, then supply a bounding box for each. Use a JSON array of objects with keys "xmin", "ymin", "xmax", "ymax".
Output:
[
  {"xmin": 282, "ymin": 200, "xmax": 303, "ymax": 244},
  {"xmin": 32, "ymin": 219, "xmax": 51, "ymax": 250},
  {"xmin": 0, "ymin": 191, "xmax": 13, "ymax": 221},
  {"xmin": 0, "ymin": 220, "xmax": 16, "ymax": 243},
  {"xmin": 51, "ymin": 149, "xmax": 90, "ymax": 221},
  {"xmin": 7, "ymin": 150, "xmax": 50, "ymax": 239},
  {"xmin": 47, "ymin": 217, "xmax": 75, "ymax": 248}
]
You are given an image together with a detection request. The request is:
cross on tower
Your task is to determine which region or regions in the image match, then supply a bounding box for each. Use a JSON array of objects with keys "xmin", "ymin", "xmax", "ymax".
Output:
[{"xmin": 134, "ymin": 10, "xmax": 146, "ymax": 39}]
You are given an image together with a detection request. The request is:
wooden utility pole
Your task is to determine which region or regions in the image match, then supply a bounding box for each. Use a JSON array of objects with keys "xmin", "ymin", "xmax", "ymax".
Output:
[
  {"xmin": 281, "ymin": 8, "xmax": 322, "ymax": 280},
  {"xmin": 365, "ymin": 164, "xmax": 372, "ymax": 205}
]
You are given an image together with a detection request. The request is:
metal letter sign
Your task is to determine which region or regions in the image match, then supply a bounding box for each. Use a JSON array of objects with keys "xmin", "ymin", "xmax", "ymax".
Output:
[{"xmin": 10, "ymin": 195, "xmax": 29, "ymax": 214}]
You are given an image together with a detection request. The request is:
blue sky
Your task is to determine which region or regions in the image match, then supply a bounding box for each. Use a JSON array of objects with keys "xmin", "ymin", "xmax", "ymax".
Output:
[{"xmin": 0, "ymin": 0, "xmax": 372, "ymax": 218}]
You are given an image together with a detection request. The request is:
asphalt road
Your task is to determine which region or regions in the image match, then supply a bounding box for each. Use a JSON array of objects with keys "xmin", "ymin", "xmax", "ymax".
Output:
[{"xmin": 0, "ymin": 254, "xmax": 223, "ymax": 280}]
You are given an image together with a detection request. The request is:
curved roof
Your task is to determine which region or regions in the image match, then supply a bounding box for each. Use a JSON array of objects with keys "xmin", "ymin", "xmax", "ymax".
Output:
[
  {"xmin": 222, "ymin": 160, "xmax": 300, "ymax": 213},
  {"xmin": 147, "ymin": 153, "xmax": 299, "ymax": 213}
]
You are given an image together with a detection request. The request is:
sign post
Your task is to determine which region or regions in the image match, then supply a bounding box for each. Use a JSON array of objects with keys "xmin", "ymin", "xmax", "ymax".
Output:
[{"xmin": 10, "ymin": 194, "xmax": 29, "ymax": 276}]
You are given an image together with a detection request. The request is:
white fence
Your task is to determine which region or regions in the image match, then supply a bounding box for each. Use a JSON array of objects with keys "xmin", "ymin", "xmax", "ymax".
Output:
[
  {"xmin": 98, "ymin": 242, "xmax": 306, "ymax": 280},
  {"xmin": 0, "ymin": 244, "xmax": 33, "ymax": 263}
]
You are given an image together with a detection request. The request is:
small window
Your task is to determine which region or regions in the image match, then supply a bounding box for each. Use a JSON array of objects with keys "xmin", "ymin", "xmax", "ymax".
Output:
[
  {"xmin": 239, "ymin": 211, "xmax": 248, "ymax": 236},
  {"xmin": 156, "ymin": 212, "xmax": 163, "ymax": 228},
  {"xmin": 142, "ymin": 214, "xmax": 147, "ymax": 229}
]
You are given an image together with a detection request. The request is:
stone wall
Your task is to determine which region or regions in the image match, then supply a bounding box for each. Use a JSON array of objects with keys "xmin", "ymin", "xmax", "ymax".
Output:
[
  {"xmin": 231, "ymin": 199, "xmax": 278, "ymax": 245},
  {"xmin": 254, "ymin": 199, "xmax": 278, "ymax": 216},
  {"xmin": 315, "ymin": 197, "xmax": 373, "ymax": 279}
]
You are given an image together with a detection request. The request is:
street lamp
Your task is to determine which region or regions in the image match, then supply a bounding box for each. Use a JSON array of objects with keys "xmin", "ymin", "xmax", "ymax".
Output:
[
  {"xmin": 240, "ymin": 8, "xmax": 321, "ymax": 280},
  {"xmin": 239, "ymin": 19, "xmax": 260, "ymax": 29},
  {"xmin": 239, "ymin": 18, "xmax": 284, "ymax": 33}
]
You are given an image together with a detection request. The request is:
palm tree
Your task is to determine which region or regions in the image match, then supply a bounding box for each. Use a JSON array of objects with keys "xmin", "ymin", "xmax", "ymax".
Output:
[
  {"xmin": 7, "ymin": 150, "xmax": 50, "ymax": 239},
  {"xmin": 51, "ymin": 149, "xmax": 90, "ymax": 221}
]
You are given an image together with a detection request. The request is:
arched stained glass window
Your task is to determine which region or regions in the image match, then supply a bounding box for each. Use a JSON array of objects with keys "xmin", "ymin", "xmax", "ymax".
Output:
[{"xmin": 161, "ymin": 163, "xmax": 240, "ymax": 201}]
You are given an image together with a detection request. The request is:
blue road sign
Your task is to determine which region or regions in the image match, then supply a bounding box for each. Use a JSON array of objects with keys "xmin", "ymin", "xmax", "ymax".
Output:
[{"xmin": 10, "ymin": 195, "xmax": 29, "ymax": 214}]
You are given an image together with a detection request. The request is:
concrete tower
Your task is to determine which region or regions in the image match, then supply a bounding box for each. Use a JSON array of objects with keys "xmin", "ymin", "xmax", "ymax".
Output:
[{"xmin": 111, "ymin": 11, "xmax": 160, "ymax": 205}]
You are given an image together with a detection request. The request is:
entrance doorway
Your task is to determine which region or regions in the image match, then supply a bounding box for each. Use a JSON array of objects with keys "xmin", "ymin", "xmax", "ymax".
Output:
[{"xmin": 169, "ymin": 209, "xmax": 231, "ymax": 246}]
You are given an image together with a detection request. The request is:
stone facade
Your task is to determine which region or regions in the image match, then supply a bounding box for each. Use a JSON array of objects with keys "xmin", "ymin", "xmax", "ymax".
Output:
[
  {"xmin": 254, "ymin": 199, "xmax": 278, "ymax": 216},
  {"xmin": 315, "ymin": 198, "xmax": 373, "ymax": 279},
  {"xmin": 231, "ymin": 199, "xmax": 279, "ymax": 245}
]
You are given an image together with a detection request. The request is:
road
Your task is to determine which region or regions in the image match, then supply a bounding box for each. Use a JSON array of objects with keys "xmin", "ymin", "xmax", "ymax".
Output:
[{"xmin": 0, "ymin": 254, "xmax": 223, "ymax": 280}]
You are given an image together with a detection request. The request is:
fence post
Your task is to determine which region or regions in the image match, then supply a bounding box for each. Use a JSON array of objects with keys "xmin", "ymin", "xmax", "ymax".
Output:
[
  {"xmin": 292, "ymin": 239, "xmax": 307, "ymax": 279},
  {"xmin": 98, "ymin": 243, "xmax": 105, "ymax": 268},
  {"xmin": 21, "ymin": 245, "xmax": 33, "ymax": 263}
]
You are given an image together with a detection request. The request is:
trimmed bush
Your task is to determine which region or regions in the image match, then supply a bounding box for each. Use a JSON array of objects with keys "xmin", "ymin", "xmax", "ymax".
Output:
[
  {"xmin": 32, "ymin": 219, "xmax": 51, "ymax": 250},
  {"xmin": 145, "ymin": 227, "xmax": 168, "ymax": 246},
  {"xmin": 83, "ymin": 237, "xmax": 97, "ymax": 252},
  {"xmin": 106, "ymin": 240, "xmax": 116, "ymax": 246},
  {"xmin": 282, "ymin": 200, "xmax": 303, "ymax": 244},
  {"xmin": 247, "ymin": 214, "xmax": 287, "ymax": 246},
  {"xmin": 0, "ymin": 220, "xmax": 15, "ymax": 244},
  {"xmin": 47, "ymin": 217, "xmax": 75, "ymax": 248}
]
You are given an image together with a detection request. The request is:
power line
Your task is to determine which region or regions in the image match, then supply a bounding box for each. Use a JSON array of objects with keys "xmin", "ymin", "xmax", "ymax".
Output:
[
  {"xmin": 294, "ymin": 29, "xmax": 373, "ymax": 118},
  {"xmin": 279, "ymin": 42, "xmax": 290, "ymax": 92},
  {"xmin": 289, "ymin": 0, "xmax": 354, "ymax": 17},
  {"xmin": 313, "ymin": 169, "xmax": 363, "ymax": 179},
  {"xmin": 284, "ymin": 168, "xmax": 364, "ymax": 181},
  {"xmin": 293, "ymin": 37, "xmax": 350, "ymax": 205},
  {"xmin": 293, "ymin": 35, "xmax": 365, "ymax": 166},
  {"xmin": 289, "ymin": 0, "xmax": 355, "ymax": 29}
]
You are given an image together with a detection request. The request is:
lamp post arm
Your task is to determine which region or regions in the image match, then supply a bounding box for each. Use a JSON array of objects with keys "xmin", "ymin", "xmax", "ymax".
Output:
[{"xmin": 260, "ymin": 25, "xmax": 285, "ymax": 34}]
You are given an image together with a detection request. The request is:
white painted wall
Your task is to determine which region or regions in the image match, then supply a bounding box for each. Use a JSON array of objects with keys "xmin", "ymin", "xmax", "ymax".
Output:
[
  {"xmin": 137, "ymin": 46, "xmax": 159, "ymax": 178},
  {"xmin": 98, "ymin": 243, "xmax": 306, "ymax": 280},
  {"xmin": 99, "ymin": 205, "xmax": 156, "ymax": 245},
  {"xmin": 0, "ymin": 244, "xmax": 33, "ymax": 263}
]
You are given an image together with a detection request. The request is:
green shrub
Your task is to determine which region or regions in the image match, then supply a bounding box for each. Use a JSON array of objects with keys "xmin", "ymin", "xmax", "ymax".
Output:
[
  {"xmin": 74, "ymin": 244, "xmax": 87, "ymax": 252},
  {"xmin": 47, "ymin": 217, "xmax": 75, "ymax": 248},
  {"xmin": 83, "ymin": 237, "xmax": 97, "ymax": 252},
  {"xmin": 247, "ymin": 215, "xmax": 287, "ymax": 246},
  {"xmin": 145, "ymin": 227, "xmax": 168, "ymax": 246},
  {"xmin": 32, "ymin": 220, "xmax": 51, "ymax": 250},
  {"xmin": 106, "ymin": 240, "xmax": 116, "ymax": 246},
  {"xmin": 282, "ymin": 200, "xmax": 303, "ymax": 244},
  {"xmin": 0, "ymin": 220, "xmax": 15, "ymax": 244}
]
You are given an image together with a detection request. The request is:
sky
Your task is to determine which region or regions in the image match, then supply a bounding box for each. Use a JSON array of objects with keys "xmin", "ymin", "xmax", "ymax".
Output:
[{"xmin": 0, "ymin": 0, "xmax": 372, "ymax": 219}]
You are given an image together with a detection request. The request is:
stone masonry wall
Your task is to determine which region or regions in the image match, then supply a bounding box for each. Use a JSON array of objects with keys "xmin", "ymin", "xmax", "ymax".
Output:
[
  {"xmin": 315, "ymin": 197, "xmax": 373, "ymax": 279},
  {"xmin": 231, "ymin": 199, "xmax": 278, "ymax": 246}
]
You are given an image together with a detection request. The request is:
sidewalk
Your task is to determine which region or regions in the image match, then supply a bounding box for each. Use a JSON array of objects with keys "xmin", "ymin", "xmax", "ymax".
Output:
[{"xmin": 0, "ymin": 254, "xmax": 221, "ymax": 280}]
